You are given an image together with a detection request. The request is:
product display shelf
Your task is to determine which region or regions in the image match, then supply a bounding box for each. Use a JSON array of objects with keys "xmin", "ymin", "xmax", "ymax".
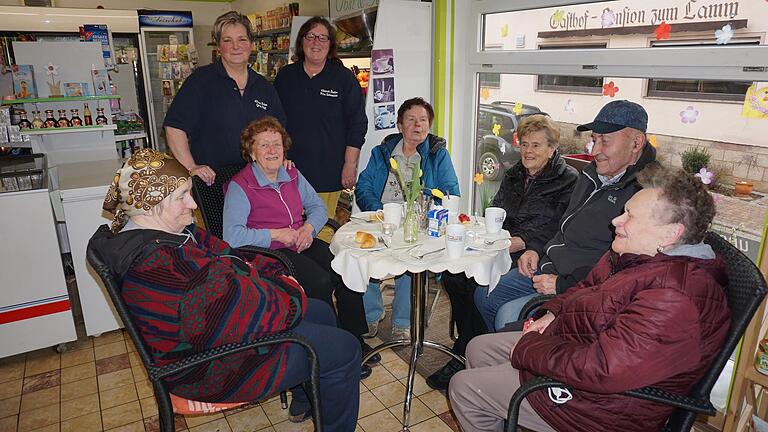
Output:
[
  {"xmin": 114, "ymin": 131, "xmax": 147, "ymax": 142},
  {"xmin": 2, "ymin": 95, "xmax": 121, "ymax": 105},
  {"xmin": 256, "ymin": 26, "xmax": 291, "ymax": 37},
  {"xmin": 24, "ymin": 125, "xmax": 117, "ymax": 135}
]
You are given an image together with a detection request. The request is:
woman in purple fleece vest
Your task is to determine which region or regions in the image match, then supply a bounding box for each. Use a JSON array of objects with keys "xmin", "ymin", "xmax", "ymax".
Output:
[{"xmin": 223, "ymin": 116, "xmax": 375, "ymax": 383}]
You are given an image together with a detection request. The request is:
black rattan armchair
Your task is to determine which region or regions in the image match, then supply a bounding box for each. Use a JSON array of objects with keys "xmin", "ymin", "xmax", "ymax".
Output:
[
  {"xmin": 505, "ymin": 232, "xmax": 768, "ymax": 432},
  {"xmin": 86, "ymin": 225, "xmax": 323, "ymax": 432}
]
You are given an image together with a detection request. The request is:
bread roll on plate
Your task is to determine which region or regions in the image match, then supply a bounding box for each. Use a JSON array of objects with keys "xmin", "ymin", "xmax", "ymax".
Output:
[{"xmin": 355, "ymin": 231, "xmax": 377, "ymax": 249}]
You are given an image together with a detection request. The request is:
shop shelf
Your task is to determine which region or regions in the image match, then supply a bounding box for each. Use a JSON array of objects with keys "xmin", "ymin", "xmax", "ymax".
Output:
[
  {"xmin": 24, "ymin": 125, "xmax": 117, "ymax": 135},
  {"xmin": 2, "ymin": 95, "xmax": 121, "ymax": 105}
]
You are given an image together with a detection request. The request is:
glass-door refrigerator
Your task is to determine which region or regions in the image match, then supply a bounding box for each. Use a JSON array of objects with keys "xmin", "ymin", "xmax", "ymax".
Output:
[{"xmin": 137, "ymin": 10, "xmax": 197, "ymax": 152}]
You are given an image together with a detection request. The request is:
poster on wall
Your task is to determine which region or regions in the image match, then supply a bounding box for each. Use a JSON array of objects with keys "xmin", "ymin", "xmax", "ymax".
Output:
[
  {"xmin": 741, "ymin": 82, "xmax": 768, "ymax": 120},
  {"xmin": 373, "ymin": 77, "xmax": 394, "ymax": 103},
  {"xmin": 371, "ymin": 48, "xmax": 393, "ymax": 75},
  {"xmin": 80, "ymin": 24, "xmax": 116, "ymax": 70},
  {"xmin": 330, "ymin": 0, "xmax": 379, "ymax": 54},
  {"xmin": 374, "ymin": 104, "xmax": 396, "ymax": 130}
]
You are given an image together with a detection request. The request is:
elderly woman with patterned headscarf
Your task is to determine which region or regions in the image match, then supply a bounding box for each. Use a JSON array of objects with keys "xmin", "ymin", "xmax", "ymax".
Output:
[{"xmin": 89, "ymin": 149, "xmax": 361, "ymax": 431}]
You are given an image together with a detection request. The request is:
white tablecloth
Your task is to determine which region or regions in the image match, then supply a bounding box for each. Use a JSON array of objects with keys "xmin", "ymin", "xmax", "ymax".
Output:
[{"xmin": 329, "ymin": 221, "xmax": 513, "ymax": 293}]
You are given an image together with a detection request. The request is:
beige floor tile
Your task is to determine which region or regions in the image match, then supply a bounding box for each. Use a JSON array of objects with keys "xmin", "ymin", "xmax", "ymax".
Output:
[
  {"xmin": 97, "ymin": 369, "xmax": 134, "ymax": 391},
  {"xmin": 358, "ymin": 391, "xmax": 386, "ymax": 419},
  {"xmin": 188, "ymin": 417, "xmax": 231, "ymax": 432},
  {"xmin": 260, "ymin": 398, "xmax": 289, "ymax": 425},
  {"xmin": 256, "ymin": 427, "xmax": 275, "ymax": 432},
  {"xmin": 370, "ymin": 380, "xmax": 406, "ymax": 408},
  {"xmin": 355, "ymin": 425, "xmax": 364, "ymax": 432},
  {"xmin": 362, "ymin": 365, "xmax": 397, "ymax": 390},
  {"xmin": 17, "ymin": 403, "xmax": 59, "ymax": 432},
  {"xmin": 67, "ymin": 338, "xmax": 94, "ymax": 352},
  {"xmin": 100, "ymin": 383, "xmax": 138, "ymax": 410},
  {"xmin": 93, "ymin": 330, "xmax": 125, "ymax": 347},
  {"xmin": 399, "ymin": 374, "xmax": 432, "ymax": 396},
  {"xmin": 377, "ymin": 349, "xmax": 401, "ymax": 364},
  {"xmin": 134, "ymin": 380, "xmax": 154, "ymax": 400},
  {"xmin": 61, "ymin": 348, "xmax": 95, "ymax": 369},
  {"xmin": 125, "ymin": 339, "xmax": 137, "ymax": 353},
  {"xmin": 102, "ymin": 400, "xmax": 142, "ymax": 430},
  {"xmin": 127, "ymin": 352, "xmax": 142, "ymax": 369},
  {"xmin": 360, "ymin": 381, "xmax": 368, "ymax": 393},
  {"xmin": 61, "ymin": 362, "xmax": 96, "ymax": 384},
  {"xmin": 388, "ymin": 398, "xmax": 434, "ymax": 425},
  {"xmin": 105, "ymin": 420, "xmax": 145, "ymax": 432},
  {"xmin": 408, "ymin": 416, "xmax": 454, "ymax": 432},
  {"xmin": 61, "ymin": 376, "xmax": 98, "ymax": 402},
  {"xmin": 0, "ymin": 355, "xmax": 25, "ymax": 383},
  {"xmin": 131, "ymin": 365, "xmax": 149, "ymax": 383},
  {"xmin": 24, "ymin": 351, "xmax": 61, "ymax": 377},
  {"xmin": 25, "ymin": 423, "xmax": 58, "ymax": 432},
  {"xmin": 0, "ymin": 414, "xmax": 17, "ymax": 431},
  {"xmin": 20, "ymin": 386, "xmax": 60, "ymax": 412},
  {"xmin": 272, "ymin": 419, "xmax": 314, "ymax": 432},
  {"xmin": 382, "ymin": 358, "xmax": 410, "ymax": 380},
  {"xmin": 183, "ymin": 411, "xmax": 224, "ymax": 428},
  {"xmin": 357, "ymin": 408, "xmax": 403, "ymax": 431},
  {"xmin": 0, "ymin": 395, "xmax": 20, "ymax": 418},
  {"xmin": 419, "ymin": 390, "xmax": 450, "ymax": 416},
  {"xmin": 61, "ymin": 410, "xmax": 102, "ymax": 432},
  {"xmin": 225, "ymin": 405, "xmax": 270, "ymax": 432},
  {"xmin": 139, "ymin": 396, "xmax": 158, "ymax": 419},
  {"xmin": 94, "ymin": 341, "xmax": 127, "ymax": 361},
  {"xmin": 60, "ymin": 392, "xmax": 100, "ymax": 421},
  {"xmin": 0, "ymin": 379, "xmax": 23, "ymax": 400}
]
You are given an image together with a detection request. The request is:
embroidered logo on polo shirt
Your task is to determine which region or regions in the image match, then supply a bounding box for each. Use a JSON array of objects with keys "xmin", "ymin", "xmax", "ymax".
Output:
[
  {"xmin": 607, "ymin": 194, "xmax": 617, "ymax": 204},
  {"xmin": 319, "ymin": 88, "xmax": 338, "ymax": 98},
  {"xmin": 254, "ymin": 99, "xmax": 268, "ymax": 110}
]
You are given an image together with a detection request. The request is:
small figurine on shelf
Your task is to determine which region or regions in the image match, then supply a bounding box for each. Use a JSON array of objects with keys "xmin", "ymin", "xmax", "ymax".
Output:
[
  {"xmin": 70, "ymin": 109, "xmax": 83, "ymax": 127},
  {"xmin": 57, "ymin": 109, "xmax": 70, "ymax": 128},
  {"xmin": 45, "ymin": 62, "xmax": 63, "ymax": 97},
  {"xmin": 16, "ymin": 110, "xmax": 32, "ymax": 130},
  {"xmin": 43, "ymin": 110, "xmax": 56, "ymax": 128},
  {"xmin": 83, "ymin": 103, "xmax": 93, "ymax": 126},
  {"xmin": 30, "ymin": 111, "xmax": 44, "ymax": 129},
  {"xmin": 95, "ymin": 108, "xmax": 108, "ymax": 126}
]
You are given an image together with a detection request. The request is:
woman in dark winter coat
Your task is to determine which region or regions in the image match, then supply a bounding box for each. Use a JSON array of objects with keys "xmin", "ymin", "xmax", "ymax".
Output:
[
  {"xmin": 449, "ymin": 166, "xmax": 729, "ymax": 432},
  {"xmin": 428, "ymin": 114, "xmax": 578, "ymax": 390}
]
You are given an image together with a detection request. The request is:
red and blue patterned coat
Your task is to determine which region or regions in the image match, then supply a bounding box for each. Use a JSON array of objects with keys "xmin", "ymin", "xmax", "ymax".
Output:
[{"xmin": 93, "ymin": 225, "xmax": 306, "ymax": 403}]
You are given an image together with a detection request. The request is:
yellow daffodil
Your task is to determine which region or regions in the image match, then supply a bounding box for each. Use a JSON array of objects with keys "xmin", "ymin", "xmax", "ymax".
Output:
[
  {"xmin": 500, "ymin": 24, "xmax": 509, "ymax": 38},
  {"xmin": 492, "ymin": 123, "xmax": 501, "ymax": 136},
  {"xmin": 648, "ymin": 135, "xmax": 658, "ymax": 148},
  {"xmin": 390, "ymin": 157, "xmax": 398, "ymax": 170},
  {"xmin": 513, "ymin": 102, "xmax": 523, "ymax": 116},
  {"xmin": 431, "ymin": 189, "xmax": 444, "ymax": 199},
  {"xmin": 474, "ymin": 173, "xmax": 484, "ymax": 185}
]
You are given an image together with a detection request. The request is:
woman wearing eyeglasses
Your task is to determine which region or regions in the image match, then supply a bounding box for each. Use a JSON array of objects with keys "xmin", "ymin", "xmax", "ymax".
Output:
[
  {"xmin": 223, "ymin": 116, "xmax": 376, "ymax": 386},
  {"xmin": 274, "ymin": 16, "xmax": 368, "ymax": 221}
]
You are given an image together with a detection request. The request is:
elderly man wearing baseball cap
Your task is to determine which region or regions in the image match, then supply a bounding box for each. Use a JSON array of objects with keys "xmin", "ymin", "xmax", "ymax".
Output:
[{"xmin": 471, "ymin": 99, "xmax": 659, "ymax": 332}]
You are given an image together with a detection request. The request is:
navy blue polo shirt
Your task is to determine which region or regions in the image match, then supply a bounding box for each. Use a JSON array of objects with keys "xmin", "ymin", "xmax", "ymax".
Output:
[
  {"xmin": 164, "ymin": 61, "xmax": 287, "ymax": 168},
  {"xmin": 274, "ymin": 60, "xmax": 367, "ymax": 192}
]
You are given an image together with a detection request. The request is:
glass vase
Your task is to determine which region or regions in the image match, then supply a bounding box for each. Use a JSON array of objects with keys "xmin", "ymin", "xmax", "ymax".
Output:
[{"xmin": 403, "ymin": 201, "xmax": 419, "ymax": 243}]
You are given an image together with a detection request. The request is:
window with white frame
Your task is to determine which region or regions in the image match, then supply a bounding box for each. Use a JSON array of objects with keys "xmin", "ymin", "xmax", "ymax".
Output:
[
  {"xmin": 647, "ymin": 38, "xmax": 759, "ymax": 102},
  {"xmin": 536, "ymin": 44, "xmax": 606, "ymax": 93}
]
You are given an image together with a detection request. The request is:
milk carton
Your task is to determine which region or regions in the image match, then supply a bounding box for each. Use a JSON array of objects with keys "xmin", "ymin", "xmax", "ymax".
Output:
[{"xmin": 427, "ymin": 207, "xmax": 448, "ymax": 237}]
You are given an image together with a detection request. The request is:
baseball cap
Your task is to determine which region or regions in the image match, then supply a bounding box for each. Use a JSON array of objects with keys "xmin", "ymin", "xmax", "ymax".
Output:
[{"xmin": 577, "ymin": 100, "xmax": 648, "ymax": 134}]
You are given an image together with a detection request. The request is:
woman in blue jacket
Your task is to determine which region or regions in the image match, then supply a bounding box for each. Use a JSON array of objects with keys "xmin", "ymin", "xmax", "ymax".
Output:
[{"xmin": 355, "ymin": 97, "xmax": 459, "ymax": 340}]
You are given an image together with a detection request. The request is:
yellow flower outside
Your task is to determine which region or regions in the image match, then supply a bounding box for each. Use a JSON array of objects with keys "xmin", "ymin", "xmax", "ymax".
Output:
[{"xmin": 474, "ymin": 173, "xmax": 484, "ymax": 185}]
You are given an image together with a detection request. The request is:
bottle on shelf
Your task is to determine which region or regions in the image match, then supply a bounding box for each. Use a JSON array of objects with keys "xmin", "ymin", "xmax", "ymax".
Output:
[
  {"xmin": 70, "ymin": 109, "xmax": 83, "ymax": 127},
  {"xmin": 16, "ymin": 110, "xmax": 32, "ymax": 130},
  {"xmin": 30, "ymin": 111, "xmax": 44, "ymax": 129},
  {"xmin": 83, "ymin": 103, "xmax": 93, "ymax": 126},
  {"xmin": 95, "ymin": 108, "xmax": 109, "ymax": 126},
  {"xmin": 57, "ymin": 110, "xmax": 71, "ymax": 128},
  {"xmin": 43, "ymin": 110, "xmax": 57, "ymax": 128}
]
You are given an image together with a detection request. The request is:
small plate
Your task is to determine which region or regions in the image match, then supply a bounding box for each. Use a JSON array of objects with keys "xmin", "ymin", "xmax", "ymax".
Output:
[
  {"xmin": 467, "ymin": 238, "xmax": 511, "ymax": 252},
  {"xmin": 373, "ymin": 64, "xmax": 393, "ymax": 74},
  {"xmin": 340, "ymin": 233, "xmax": 386, "ymax": 251},
  {"xmin": 350, "ymin": 211, "xmax": 381, "ymax": 224}
]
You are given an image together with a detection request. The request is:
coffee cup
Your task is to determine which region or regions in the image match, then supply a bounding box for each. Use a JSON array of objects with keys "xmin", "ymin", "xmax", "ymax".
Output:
[
  {"xmin": 376, "ymin": 202, "xmax": 403, "ymax": 227},
  {"xmin": 484, "ymin": 207, "xmax": 506, "ymax": 234},
  {"xmin": 445, "ymin": 224, "xmax": 467, "ymax": 258},
  {"xmin": 442, "ymin": 195, "xmax": 460, "ymax": 213}
]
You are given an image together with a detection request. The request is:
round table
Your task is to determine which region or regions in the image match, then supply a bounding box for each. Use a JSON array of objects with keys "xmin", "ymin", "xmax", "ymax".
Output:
[{"xmin": 330, "ymin": 220, "xmax": 513, "ymax": 430}]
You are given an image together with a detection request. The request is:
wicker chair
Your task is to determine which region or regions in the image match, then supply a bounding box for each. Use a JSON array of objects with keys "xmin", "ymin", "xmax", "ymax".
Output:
[
  {"xmin": 86, "ymin": 225, "xmax": 323, "ymax": 432},
  {"xmin": 505, "ymin": 231, "xmax": 768, "ymax": 432}
]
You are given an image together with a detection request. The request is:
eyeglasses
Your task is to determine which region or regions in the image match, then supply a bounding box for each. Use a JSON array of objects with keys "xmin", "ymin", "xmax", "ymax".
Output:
[
  {"xmin": 304, "ymin": 32, "xmax": 330, "ymax": 42},
  {"xmin": 257, "ymin": 142, "xmax": 284, "ymax": 151}
]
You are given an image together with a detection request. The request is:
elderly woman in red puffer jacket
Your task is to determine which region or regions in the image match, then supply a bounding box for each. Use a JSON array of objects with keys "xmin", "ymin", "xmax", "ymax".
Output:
[{"xmin": 449, "ymin": 165, "xmax": 730, "ymax": 432}]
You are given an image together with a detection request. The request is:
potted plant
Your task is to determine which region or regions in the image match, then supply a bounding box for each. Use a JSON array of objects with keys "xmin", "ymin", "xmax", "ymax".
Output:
[
  {"xmin": 681, "ymin": 146, "xmax": 711, "ymax": 175},
  {"xmin": 734, "ymin": 154, "xmax": 758, "ymax": 196}
]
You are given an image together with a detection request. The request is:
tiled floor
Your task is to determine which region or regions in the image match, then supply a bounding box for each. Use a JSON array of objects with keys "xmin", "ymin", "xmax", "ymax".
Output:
[{"xmin": 0, "ymin": 330, "xmax": 460, "ymax": 432}]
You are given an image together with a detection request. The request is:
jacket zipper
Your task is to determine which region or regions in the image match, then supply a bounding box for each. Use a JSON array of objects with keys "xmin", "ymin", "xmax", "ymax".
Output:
[
  {"xmin": 249, "ymin": 172, "xmax": 296, "ymax": 228},
  {"xmin": 545, "ymin": 172, "xmax": 599, "ymax": 257}
]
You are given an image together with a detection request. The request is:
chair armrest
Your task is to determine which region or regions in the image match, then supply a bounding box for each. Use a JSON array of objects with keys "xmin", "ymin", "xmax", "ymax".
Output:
[
  {"xmin": 516, "ymin": 295, "xmax": 555, "ymax": 321},
  {"xmin": 151, "ymin": 331, "xmax": 313, "ymax": 381},
  {"xmin": 622, "ymin": 387, "xmax": 715, "ymax": 415},
  {"xmin": 234, "ymin": 246, "xmax": 296, "ymax": 277},
  {"xmin": 505, "ymin": 376, "xmax": 569, "ymax": 432},
  {"xmin": 325, "ymin": 218, "xmax": 341, "ymax": 232}
]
